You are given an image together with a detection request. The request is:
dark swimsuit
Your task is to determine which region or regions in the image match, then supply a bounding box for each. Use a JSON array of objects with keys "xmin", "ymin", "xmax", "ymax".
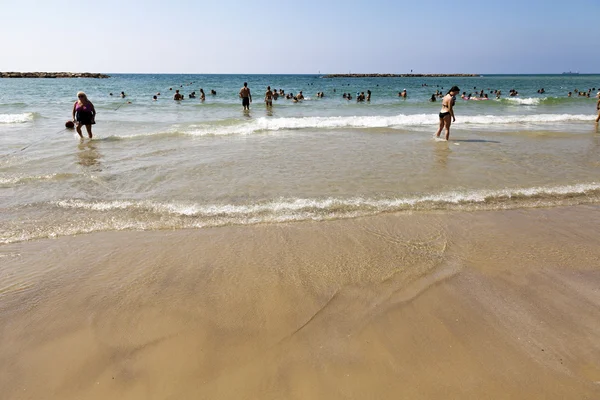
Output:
[
  {"xmin": 439, "ymin": 99, "xmax": 451, "ymax": 119},
  {"xmin": 75, "ymin": 102, "xmax": 95, "ymax": 125},
  {"xmin": 242, "ymin": 97, "xmax": 250, "ymax": 107}
]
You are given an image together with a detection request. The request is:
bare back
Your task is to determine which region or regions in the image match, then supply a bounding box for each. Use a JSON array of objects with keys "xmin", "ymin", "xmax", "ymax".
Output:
[{"xmin": 440, "ymin": 94, "xmax": 452, "ymax": 113}]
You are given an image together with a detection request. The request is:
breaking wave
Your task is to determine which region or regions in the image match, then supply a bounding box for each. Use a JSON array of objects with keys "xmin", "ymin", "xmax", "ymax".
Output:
[{"xmin": 2, "ymin": 182, "xmax": 599, "ymax": 244}]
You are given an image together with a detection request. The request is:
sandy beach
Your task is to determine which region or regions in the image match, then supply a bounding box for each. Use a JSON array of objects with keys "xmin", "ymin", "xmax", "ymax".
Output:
[{"xmin": 1, "ymin": 205, "xmax": 599, "ymax": 399}]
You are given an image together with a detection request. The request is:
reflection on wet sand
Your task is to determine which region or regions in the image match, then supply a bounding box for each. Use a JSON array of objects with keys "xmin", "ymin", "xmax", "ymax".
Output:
[
  {"xmin": 77, "ymin": 140, "xmax": 101, "ymax": 169},
  {"xmin": 434, "ymin": 143, "xmax": 450, "ymax": 169}
]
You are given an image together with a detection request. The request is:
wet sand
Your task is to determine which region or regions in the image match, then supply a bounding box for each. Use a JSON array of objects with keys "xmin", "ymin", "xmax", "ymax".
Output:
[{"xmin": 1, "ymin": 206, "xmax": 600, "ymax": 399}]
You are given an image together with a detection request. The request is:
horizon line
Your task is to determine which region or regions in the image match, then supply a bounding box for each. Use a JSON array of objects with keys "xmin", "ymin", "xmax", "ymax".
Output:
[{"xmin": 2, "ymin": 71, "xmax": 600, "ymax": 76}]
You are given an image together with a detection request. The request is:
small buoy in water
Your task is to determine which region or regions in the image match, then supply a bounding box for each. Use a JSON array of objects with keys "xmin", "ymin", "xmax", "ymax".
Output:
[{"xmin": 65, "ymin": 120, "xmax": 75, "ymax": 129}]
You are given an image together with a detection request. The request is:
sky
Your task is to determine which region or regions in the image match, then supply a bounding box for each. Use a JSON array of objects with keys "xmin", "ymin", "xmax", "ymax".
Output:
[{"xmin": 1, "ymin": 0, "xmax": 599, "ymax": 74}]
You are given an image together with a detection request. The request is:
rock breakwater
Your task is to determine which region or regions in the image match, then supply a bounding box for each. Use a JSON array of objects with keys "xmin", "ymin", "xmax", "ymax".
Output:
[
  {"xmin": 323, "ymin": 73, "xmax": 480, "ymax": 78},
  {"xmin": 0, "ymin": 72, "xmax": 109, "ymax": 78}
]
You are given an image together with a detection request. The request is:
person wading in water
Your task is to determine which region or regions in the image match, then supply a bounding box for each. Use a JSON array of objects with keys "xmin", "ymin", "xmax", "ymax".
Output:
[{"xmin": 435, "ymin": 86, "xmax": 460, "ymax": 141}]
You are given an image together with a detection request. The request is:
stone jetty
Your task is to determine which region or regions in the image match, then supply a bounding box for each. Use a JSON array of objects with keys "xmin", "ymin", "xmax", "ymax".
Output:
[
  {"xmin": 0, "ymin": 72, "xmax": 109, "ymax": 78},
  {"xmin": 322, "ymin": 73, "xmax": 479, "ymax": 78}
]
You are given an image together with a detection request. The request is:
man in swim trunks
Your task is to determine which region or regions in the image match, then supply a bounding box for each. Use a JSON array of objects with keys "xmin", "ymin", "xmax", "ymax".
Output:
[
  {"xmin": 265, "ymin": 86, "xmax": 273, "ymax": 107},
  {"xmin": 239, "ymin": 82, "xmax": 252, "ymax": 111},
  {"xmin": 435, "ymin": 86, "xmax": 460, "ymax": 141}
]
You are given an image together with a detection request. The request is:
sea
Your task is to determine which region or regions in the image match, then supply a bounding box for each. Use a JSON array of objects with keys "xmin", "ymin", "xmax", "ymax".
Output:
[{"xmin": 1, "ymin": 74, "xmax": 599, "ymax": 244}]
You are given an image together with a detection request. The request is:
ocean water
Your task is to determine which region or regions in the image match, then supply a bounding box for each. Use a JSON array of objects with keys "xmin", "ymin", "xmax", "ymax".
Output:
[{"xmin": 1, "ymin": 74, "xmax": 599, "ymax": 244}]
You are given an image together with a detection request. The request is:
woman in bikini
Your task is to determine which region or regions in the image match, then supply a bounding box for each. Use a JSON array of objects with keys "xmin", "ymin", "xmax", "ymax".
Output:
[
  {"xmin": 595, "ymin": 92, "xmax": 600, "ymax": 123},
  {"xmin": 435, "ymin": 86, "xmax": 460, "ymax": 141},
  {"xmin": 72, "ymin": 91, "xmax": 96, "ymax": 139}
]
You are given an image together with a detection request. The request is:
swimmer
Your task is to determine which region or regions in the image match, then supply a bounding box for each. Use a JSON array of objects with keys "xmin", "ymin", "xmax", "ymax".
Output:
[
  {"xmin": 72, "ymin": 91, "xmax": 96, "ymax": 139},
  {"xmin": 366, "ymin": 90, "xmax": 371, "ymax": 101},
  {"xmin": 435, "ymin": 86, "xmax": 460, "ymax": 141},
  {"xmin": 120, "ymin": 91, "xmax": 126, "ymax": 98},
  {"xmin": 173, "ymin": 90, "xmax": 183, "ymax": 100},
  {"xmin": 265, "ymin": 86, "xmax": 273, "ymax": 107},
  {"xmin": 297, "ymin": 91, "xmax": 304, "ymax": 100},
  {"xmin": 239, "ymin": 82, "xmax": 252, "ymax": 110},
  {"xmin": 430, "ymin": 94, "xmax": 436, "ymax": 102},
  {"xmin": 153, "ymin": 95, "xmax": 157, "ymax": 101},
  {"xmin": 199, "ymin": 88, "xmax": 205, "ymax": 100}
]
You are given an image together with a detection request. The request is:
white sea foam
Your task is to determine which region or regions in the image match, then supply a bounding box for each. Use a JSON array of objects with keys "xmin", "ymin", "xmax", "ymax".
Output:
[
  {"xmin": 54, "ymin": 182, "xmax": 600, "ymax": 217},
  {"xmin": 503, "ymin": 97, "xmax": 543, "ymax": 105},
  {"xmin": 180, "ymin": 113, "xmax": 593, "ymax": 137},
  {"xmin": 0, "ymin": 173, "xmax": 72, "ymax": 185},
  {"xmin": 4, "ymin": 182, "xmax": 598, "ymax": 244},
  {"xmin": 0, "ymin": 112, "xmax": 35, "ymax": 124}
]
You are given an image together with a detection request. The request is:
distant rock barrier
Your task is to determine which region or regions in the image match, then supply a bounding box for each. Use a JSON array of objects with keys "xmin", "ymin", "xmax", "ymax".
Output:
[
  {"xmin": 0, "ymin": 72, "xmax": 109, "ymax": 78},
  {"xmin": 322, "ymin": 73, "xmax": 480, "ymax": 78}
]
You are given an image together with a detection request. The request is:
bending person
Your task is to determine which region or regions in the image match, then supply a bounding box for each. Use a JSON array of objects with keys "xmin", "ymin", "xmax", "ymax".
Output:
[
  {"xmin": 72, "ymin": 91, "xmax": 96, "ymax": 139},
  {"xmin": 435, "ymin": 86, "xmax": 460, "ymax": 141}
]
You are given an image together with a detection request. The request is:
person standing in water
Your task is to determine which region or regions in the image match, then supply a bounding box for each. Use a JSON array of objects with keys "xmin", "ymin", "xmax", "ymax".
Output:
[
  {"xmin": 595, "ymin": 91, "xmax": 600, "ymax": 123},
  {"xmin": 265, "ymin": 86, "xmax": 273, "ymax": 107},
  {"xmin": 72, "ymin": 91, "xmax": 96, "ymax": 139},
  {"xmin": 435, "ymin": 86, "xmax": 460, "ymax": 141},
  {"xmin": 239, "ymin": 82, "xmax": 252, "ymax": 111}
]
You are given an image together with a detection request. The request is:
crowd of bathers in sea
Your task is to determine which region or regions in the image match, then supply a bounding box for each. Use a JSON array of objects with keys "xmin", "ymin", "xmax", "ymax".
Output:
[{"xmin": 109, "ymin": 81, "xmax": 600, "ymax": 104}]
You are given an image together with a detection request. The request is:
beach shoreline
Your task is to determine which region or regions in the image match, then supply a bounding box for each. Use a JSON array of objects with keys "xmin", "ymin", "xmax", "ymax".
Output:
[{"xmin": 1, "ymin": 205, "xmax": 599, "ymax": 399}]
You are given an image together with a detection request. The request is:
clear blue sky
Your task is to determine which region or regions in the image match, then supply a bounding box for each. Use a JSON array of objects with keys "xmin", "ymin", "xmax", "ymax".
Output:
[{"xmin": 2, "ymin": 0, "xmax": 599, "ymax": 74}]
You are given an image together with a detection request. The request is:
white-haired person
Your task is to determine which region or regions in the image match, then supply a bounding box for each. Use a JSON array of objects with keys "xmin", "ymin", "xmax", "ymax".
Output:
[{"xmin": 72, "ymin": 91, "xmax": 96, "ymax": 139}]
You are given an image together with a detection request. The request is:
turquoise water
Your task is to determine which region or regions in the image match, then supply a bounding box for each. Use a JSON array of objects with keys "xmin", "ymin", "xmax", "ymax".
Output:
[{"xmin": 1, "ymin": 74, "xmax": 599, "ymax": 243}]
